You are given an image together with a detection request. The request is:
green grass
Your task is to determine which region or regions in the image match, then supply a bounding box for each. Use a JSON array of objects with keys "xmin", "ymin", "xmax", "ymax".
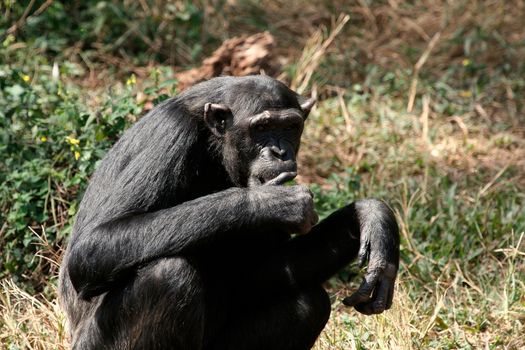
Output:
[{"xmin": 308, "ymin": 93, "xmax": 525, "ymax": 349}]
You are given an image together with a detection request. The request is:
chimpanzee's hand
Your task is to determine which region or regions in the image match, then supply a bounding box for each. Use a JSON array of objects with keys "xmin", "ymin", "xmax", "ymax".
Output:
[
  {"xmin": 342, "ymin": 199, "xmax": 399, "ymax": 315},
  {"xmin": 247, "ymin": 174, "xmax": 318, "ymax": 235}
]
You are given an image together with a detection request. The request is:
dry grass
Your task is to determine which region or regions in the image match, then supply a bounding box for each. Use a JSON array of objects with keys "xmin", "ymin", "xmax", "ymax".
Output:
[
  {"xmin": 289, "ymin": 0, "xmax": 525, "ymax": 188},
  {"xmin": 1, "ymin": 232, "xmax": 522, "ymax": 349},
  {"xmin": 313, "ymin": 231, "xmax": 525, "ymax": 350},
  {"xmin": 0, "ymin": 279, "xmax": 68, "ymax": 349},
  {"xmin": 0, "ymin": 227, "xmax": 68, "ymax": 349}
]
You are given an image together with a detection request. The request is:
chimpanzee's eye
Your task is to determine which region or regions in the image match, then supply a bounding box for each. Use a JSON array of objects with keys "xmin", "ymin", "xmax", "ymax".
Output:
[{"xmin": 285, "ymin": 122, "xmax": 300, "ymax": 131}]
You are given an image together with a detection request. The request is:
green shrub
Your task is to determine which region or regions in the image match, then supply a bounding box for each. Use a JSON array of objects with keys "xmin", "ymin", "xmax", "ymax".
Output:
[
  {"xmin": 1, "ymin": 0, "xmax": 208, "ymax": 66},
  {"xmin": 0, "ymin": 51, "xmax": 174, "ymax": 290}
]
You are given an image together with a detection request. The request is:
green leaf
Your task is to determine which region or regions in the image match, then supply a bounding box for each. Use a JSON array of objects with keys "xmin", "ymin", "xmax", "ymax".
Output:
[{"xmin": 5, "ymin": 84, "xmax": 25, "ymax": 98}]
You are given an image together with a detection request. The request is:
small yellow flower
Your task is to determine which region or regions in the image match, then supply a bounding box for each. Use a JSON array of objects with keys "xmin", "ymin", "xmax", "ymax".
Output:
[
  {"xmin": 462, "ymin": 59, "xmax": 471, "ymax": 67},
  {"xmin": 22, "ymin": 74, "xmax": 30, "ymax": 82},
  {"xmin": 40, "ymin": 136, "xmax": 47, "ymax": 142},
  {"xmin": 126, "ymin": 74, "xmax": 137, "ymax": 86},
  {"xmin": 74, "ymin": 151, "xmax": 81, "ymax": 160},
  {"xmin": 66, "ymin": 136, "xmax": 80, "ymax": 145},
  {"xmin": 459, "ymin": 90, "xmax": 472, "ymax": 98}
]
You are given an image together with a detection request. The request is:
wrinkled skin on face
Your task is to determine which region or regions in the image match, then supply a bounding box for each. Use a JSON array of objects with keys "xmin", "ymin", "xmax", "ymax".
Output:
[
  {"xmin": 204, "ymin": 89, "xmax": 315, "ymax": 188},
  {"xmin": 246, "ymin": 108, "xmax": 304, "ymax": 186}
]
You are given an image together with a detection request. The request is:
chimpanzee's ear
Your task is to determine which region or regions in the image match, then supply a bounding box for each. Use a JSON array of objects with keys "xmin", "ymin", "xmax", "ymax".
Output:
[
  {"xmin": 204, "ymin": 103, "xmax": 233, "ymax": 137},
  {"xmin": 298, "ymin": 96, "xmax": 316, "ymax": 119}
]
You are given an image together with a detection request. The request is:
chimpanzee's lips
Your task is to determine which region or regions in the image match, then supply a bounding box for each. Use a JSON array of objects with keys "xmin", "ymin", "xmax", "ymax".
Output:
[
  {"xmin": 249, "ymin": 160, "xmax": 297, "ymax": 186},
  {"xmin": 256, "ymin": 163, "xmax": 298, "ymax": 185},
  {"xmin": 259, "ymin": 171, "xmax": 297, "ymax": 185}
]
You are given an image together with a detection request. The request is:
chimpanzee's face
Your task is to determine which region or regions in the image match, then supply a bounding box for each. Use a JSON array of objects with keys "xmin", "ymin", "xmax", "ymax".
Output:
[
  {"xmin": 203, "ymin": 77, "xmax": 314, "ymax": 187},
  {"xmin": 242, "ymin": 107, "xmax": 304, "ymax": 186}
]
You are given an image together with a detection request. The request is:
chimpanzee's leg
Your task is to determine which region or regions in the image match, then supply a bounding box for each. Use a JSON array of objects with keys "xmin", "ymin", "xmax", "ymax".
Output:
[
  {"xmin": 219, "ymin": 199, "xmax": 397, "ymax": 349},
  {"xmin": 205, "ymin": 285, "xmax": 331, "ymax": 350},
  {"xmin": 69, "ymin": 257, "xmax": 205, "ymax": 350},
  {"xmin": 203, "ymin": 204, "xmax": 364, "ymax": 350}
]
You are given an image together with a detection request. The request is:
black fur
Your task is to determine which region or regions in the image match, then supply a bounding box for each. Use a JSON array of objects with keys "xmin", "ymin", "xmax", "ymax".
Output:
[{"xmin": 59, "ymin": 75, "xmax": 400, "ymax": 350}]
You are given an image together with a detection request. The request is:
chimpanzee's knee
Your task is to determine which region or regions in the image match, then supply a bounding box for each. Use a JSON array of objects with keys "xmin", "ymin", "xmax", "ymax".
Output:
[
  {"xmin": 126, "ymin": 257, "xmax": 205, "ymax": 348},
  {"xmin": 73, "ymin": 257, "xmax": 205, "ymax": 350},
  {"xmin": 134, "ymin": 256, "xmax": 203, "ymax": 303},
  {"xmin": 294, "ymin": 286, "xmax": 332, "ymax": 339}
]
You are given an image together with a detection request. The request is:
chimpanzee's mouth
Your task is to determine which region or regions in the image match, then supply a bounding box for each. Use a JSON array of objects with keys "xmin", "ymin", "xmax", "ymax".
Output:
[
  {"xmin": 264, "ymin": 171, "xmax": 296, "ymax": 184},
  {"xmin": 248, "ymin": 160, "xmax": 297, "ymax": 187},
  {"xmin": 250, "ymin": 170, "xmax": 297, "ymax": 186}
]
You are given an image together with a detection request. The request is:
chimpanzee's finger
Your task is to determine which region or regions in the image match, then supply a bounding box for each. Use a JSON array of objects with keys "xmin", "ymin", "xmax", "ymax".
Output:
[
  {"xmin": 352, "ymin": 280, "xmax": 387, "ymax": 315},
  {"xmin": 354, "ymin": 302, "xmax": 374, "ymax": 315},
  {"xmin": 306, "ymin": 187, "xmax": 314, "ymax": 198},
  {"xmin": 311, "ymin": 211, "xmax": 319, "ymax": 226},
  {"xmin": 370, "ymin": 279, "xmax": 390, "ymax": 314},
  {"xmin": 297, "ymin": 224, "xmax": 312, "ymax": 235},
  {"xmin": 342, "ymin": 269, "xmax": 379, "ymax": 307},
  {"xmin": 343, "ymin": 292, "xmax": 369, "ymax": 308},
  {"xmin": 296, "ymin": 210, "xmax": 318, "ymax": 236},
  {"xmin": 264, "ymin": 172, "xmax": 297, "ymax": 186},
  {"xmin": 386, "ymin": 281, "xmax": 394, "ymax": 310},
  {"xmin": 357, "ymin": 240, "xmax": 370, "ymax": 268}
]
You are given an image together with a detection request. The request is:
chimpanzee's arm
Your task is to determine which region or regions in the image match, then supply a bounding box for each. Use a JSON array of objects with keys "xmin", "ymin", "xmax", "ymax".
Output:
[
  {"xmin": 66, "ymin": 185, "xmax": 314, "ymax": 300},
  {"xmin": 251, "ymin": 198, "xmax": 399, "ymax": 315},
  {"xmin": 67, "ymin": 189, "xmax": 240, "ymax": 299}
]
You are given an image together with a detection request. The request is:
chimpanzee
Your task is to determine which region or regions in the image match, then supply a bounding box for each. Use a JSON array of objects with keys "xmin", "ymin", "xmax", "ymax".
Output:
[{"xmin": 58, "ymin": 75, "xmax": 399, "ymax": 350}]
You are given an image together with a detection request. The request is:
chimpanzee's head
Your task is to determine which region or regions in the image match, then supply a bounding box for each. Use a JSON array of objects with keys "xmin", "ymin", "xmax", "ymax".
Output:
[{"xmin": 202, "ymin": 76, "xmax": 315, "ymax": 187}]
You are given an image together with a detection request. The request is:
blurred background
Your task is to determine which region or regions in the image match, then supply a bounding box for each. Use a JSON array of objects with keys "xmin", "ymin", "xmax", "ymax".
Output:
[{"xmin": 0, "ymin": 1, "xmax": 524, "ymax": 348}]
